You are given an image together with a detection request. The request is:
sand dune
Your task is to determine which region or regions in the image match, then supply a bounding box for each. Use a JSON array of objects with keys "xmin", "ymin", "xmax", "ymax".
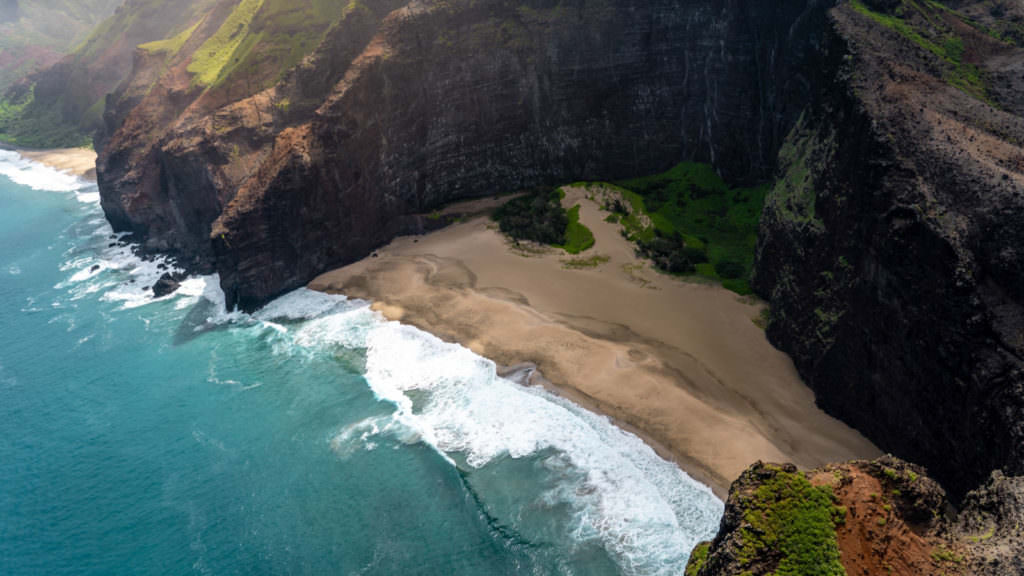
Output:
[{"xmin": 311, "ymin": 186, "xmax": 880, "ymax": 496}]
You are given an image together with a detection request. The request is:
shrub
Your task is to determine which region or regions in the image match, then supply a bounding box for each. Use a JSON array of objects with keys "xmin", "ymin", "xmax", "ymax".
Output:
[
  {"xmin": 610, "ymin": 162, "xmax": 767, "ymax": 294},
  {"xmin": 604, "ymin": 197, "xmax": 630, "ymax": 215},
  {"xmin": 637, "ymin": 231, "xmax": 696, "ymax": 274},
  {"xmin": 493, "ymin": 189, "xmax": 567, "ymax": 245},
  {"xmin": 714, "ymin": 260, "xmax": 747, "ymax": 279},
  {"xmin": 682, "ymin": 246, "xmax": 709, "ymax": 264}
]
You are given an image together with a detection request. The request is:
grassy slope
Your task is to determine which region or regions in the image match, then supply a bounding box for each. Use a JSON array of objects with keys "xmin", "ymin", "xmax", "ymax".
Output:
[
  {"xmin": 0, "ymin": 85, "xmax": 92, "ymax": 147},
  {"xmin": 556, "ymin": 204, "xmax": 596, "ymax": 254},
  {"xmin": 581, "ymin": 162, "xmax": 767, "ymax": 294},
  {"xmin": 139, "ymin": 21, "xmax": 201, "ymax": 60},
  {"xmin": 188, "ymin": 0, "xmax": 351, "ymax": 92},
  {"xmin": 187, "ymin": 0, "xmax": 266, "ymax": 86},
  {"xmin": 849, "ymin": 0, "xmax": 993, "ymax": 101},
  {"xmin": 683, "ymin": 466, "xmax": 847, "ymax": 576}
]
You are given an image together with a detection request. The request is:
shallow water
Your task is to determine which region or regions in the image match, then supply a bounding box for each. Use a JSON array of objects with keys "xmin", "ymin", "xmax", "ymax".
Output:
[{"xmin": 0, "ymin": 150, "xmax": 722, "ymax": 575}]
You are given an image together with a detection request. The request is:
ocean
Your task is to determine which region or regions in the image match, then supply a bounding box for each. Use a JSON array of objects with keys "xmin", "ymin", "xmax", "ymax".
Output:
[{"xmin": 0, "ymin": 149, "xmax": 722, "ymax": 575}]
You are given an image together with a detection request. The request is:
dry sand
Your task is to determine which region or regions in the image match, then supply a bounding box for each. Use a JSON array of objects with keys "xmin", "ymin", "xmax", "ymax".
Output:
[
  {"xmin": 17, "ymin": 147, "xmax": 97, "ymax": 181},
  {"xmin": 310, "ymin": 186, "xmax": 880, "ymax": 497}
]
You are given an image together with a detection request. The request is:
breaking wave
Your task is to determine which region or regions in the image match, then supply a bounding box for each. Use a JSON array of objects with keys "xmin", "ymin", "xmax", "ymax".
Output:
[{"xmin": 34, "ymin": 149, "xmax": 724, "ymax": 575}]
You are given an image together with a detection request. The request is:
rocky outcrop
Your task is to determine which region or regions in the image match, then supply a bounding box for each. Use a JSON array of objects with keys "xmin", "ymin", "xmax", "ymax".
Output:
[
  {"xmin": 152, "ymin": 271, "xmax": 186, "ymax": 298},
  {"xmin": 686, "ymin": 457, "xmax": 1024, "ymax": 576},
  {"xmin": 97, "ymin": 0, "xmax": 401, "ymax": 272},
  {"xmin": 754, "ymin": 0, "xmax": 1024, "ymax": 500},
  {"xmin": 93, "ymin": 0, "xmax": 834, "ymax": 310}
]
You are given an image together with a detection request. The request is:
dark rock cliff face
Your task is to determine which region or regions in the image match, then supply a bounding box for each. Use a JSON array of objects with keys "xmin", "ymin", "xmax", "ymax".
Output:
[
  {"xmin": 754, "ymin": 1, "xmax": 1024, "ymax": 501},
  {"xmin": 95, "ymin": 0, "xmax": 834, "ymax": 310},
  {"xmin": 686, "ymin": 457, "xmax": 1024, "ymax": 576}
]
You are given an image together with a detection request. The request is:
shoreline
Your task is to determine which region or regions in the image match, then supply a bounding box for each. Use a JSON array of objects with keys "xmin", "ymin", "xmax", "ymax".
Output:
[
  {"xmin": 311, "ymin": 187, "xmax": 881, "ymax": 497},
  {"xmin": 495, "ymin": 360, "xmax": 728, "ymax": 495},
  {"xmin": 1, "ymin": 144, "xmax": 98, "ymax": 182}
]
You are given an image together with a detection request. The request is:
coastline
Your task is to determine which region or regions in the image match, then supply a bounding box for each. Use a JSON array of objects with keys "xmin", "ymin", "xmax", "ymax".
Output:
[
  {"xmin": 311, "ymin": 187, "xmax": 882, "ymax": 497},
  {"xmin": 0, "ymin": 144, "xmax": 98, "ymax": 181}
]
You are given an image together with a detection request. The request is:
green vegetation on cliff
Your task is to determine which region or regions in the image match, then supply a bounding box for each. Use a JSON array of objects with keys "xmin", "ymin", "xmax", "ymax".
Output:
[
  {"xmin": 0, "ymin": 0, "xmax": 216, "ymax": 147},
  {"xmin": 1, "ymin": 0, "xmax": 352, "ymax": 148},
  {"xmin": 188, "ymin": 0, "xmax": 266, "ymax": 86},
  {"xmin": 768, "ymin": 112, "xmax": 827, "ymax": 231},
  {"xmin": 188, "ymin": 0, "xmax": 352, "ymax": 91},
  {"xmin": 0, "ymin": 0, "xmax": 123, "ymax": 145},
  {"xmin": 685, "ymin": 542, "xmax": 710, "ymax": 576},
  {"xmin": 139, "ymin": 21, "xmax": 200, "ymax": 59},
  {"xmin": 0, "ymin": 84, "xmax": 91, "ymax": 147},
  {"xmin": 736, "ymin": 467, "xmax": 846, "ymax": 576},
  {"xmin": 850, "ymin": 0, "xmax": 989, "ymax": 100}
]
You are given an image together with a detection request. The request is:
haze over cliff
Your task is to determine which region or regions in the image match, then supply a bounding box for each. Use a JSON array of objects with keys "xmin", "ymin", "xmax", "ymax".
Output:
[
  {"xmin": 2, "ymin": 0, "xmax": 1023, "ymax": 572},
  {"xmin": 0, "ymin": 0, "xmax": 122, "ymax": 91}
]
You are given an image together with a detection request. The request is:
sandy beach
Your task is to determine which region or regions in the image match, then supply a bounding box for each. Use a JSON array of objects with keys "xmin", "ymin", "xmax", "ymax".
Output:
[
  {"xmin": 311, "ymin": 186, "xmax": 881, "ymax": 497},
  {"xmin": 13, "ymin": 147, "xmax": 97, "ymax": 181}
]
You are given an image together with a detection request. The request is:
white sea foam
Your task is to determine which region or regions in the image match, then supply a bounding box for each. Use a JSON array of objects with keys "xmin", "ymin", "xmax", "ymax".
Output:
[
  {"xmin": 255, "ymin": 288, "xmax": 350, "ymax": 321},
  {"xmin": 0, "ymin": 150, "xmax": 186, "ymax": 310},
  {"xmin": 250, "ymin": 288, "xmax": 724, "ymax": 575},
  {"xmin": 0, "ymin": 149, "xmax": 88, "ymax": 192},
  {"xmin": 17, "ymin": 143, "xmax": 725, "ymax": 574},
  {"xmin": 55, "ymin": 229, "xmax": 188, "ymax": 310}
]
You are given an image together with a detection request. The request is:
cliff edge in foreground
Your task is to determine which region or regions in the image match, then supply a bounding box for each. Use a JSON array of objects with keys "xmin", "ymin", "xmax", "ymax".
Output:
[{"xmin": 686, "ymin": 457, "xmax": 1024, "ymax": 576}]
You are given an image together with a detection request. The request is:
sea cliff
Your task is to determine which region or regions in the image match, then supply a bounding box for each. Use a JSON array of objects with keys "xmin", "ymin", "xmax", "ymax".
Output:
[
  {"xmin": 754, "ymin": 0, "xmax": 1024, "ymax": 500},
  {"xmin": 91, "ymin": 0, "xmax": 831, "ymax": 309}
]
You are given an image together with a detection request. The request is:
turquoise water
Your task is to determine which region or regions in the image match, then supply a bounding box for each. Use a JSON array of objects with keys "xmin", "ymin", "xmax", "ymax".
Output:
[{"xmin": 0, "ymin": 150, "xmax": 722, "ymax": 576}]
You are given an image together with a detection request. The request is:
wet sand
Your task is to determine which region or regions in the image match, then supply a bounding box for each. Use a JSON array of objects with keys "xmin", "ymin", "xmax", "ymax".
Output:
[
  {"xmin": 310, "ymin": 186, "xmax": 880, "ymax": 497},
  {"xmin": 16, "ymin": 147, "xmax": 97, "ymax": 181}
]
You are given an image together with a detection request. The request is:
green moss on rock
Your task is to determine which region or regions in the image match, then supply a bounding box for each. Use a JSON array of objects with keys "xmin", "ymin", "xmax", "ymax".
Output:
[
  {"xmin": 768, "ymin": 112, "xmax": 828, "ymax": 232},
  {"xmin": 685, "ymin": 542, "xmax": 711, "ymax": 576},
  {"xmin": 735, "ymin": 467, "xmax": 847, "ymax": 576},
  {"xmin": 849, "ymin": 0, "xmax": 990, "ymax": 101}
]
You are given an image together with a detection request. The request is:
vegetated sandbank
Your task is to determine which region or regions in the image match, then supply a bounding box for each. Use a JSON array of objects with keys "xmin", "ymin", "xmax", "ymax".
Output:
[
  {"xmin": 3, "ymin": 145, "xmax": 97, "ymax": 181},
  {"xmin": 311, "ymin": 186, "xmax": 881, "ymax": 497}
]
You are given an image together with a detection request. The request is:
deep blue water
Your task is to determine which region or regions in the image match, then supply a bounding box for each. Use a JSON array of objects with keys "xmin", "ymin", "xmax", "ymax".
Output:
[{"xmin": 0, "ymin": 151, "xmax": 721, "ymax": 575}]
